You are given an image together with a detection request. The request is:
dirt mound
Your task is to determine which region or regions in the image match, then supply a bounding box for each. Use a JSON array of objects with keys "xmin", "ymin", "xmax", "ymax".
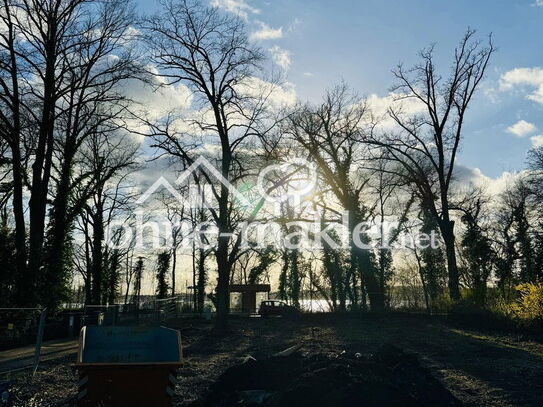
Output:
[{"xmin": 193, "ymin": 344, "xmax": 461, "ymax": 407}]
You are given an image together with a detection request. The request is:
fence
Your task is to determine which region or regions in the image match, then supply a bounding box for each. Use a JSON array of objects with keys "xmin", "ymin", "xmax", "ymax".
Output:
[
  {"xmin": 1, "ymin": 296, "xmax": 189, "ymax": 353},
  {"xmin": 0, "ymin": 308, "xmax": 47, "ymax": 376},
  {"xmin": 0, "ymin": 297, "xmax": 194, "ymax": 381},
  {"xmin": 80, "ymin": 297, "xmax": 185, "ymax": 327},
  {"xmin": 0, "ymin": 308, "xmax": 46, "ymax": 351}
]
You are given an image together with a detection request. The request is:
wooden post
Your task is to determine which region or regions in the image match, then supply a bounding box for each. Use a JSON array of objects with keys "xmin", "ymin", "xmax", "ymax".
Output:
[{"xmin": 33, "ymin": 308, "xmax": 47, "ymax": 377}]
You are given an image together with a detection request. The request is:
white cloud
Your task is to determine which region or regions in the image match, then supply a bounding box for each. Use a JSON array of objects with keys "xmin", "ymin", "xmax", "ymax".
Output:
[
  {"xmin": 269, "ymin": 45, "xmax": 291, "ymax": 71},
  {"xmin": 367, "ymin": 92, "xmax": 426, "ymax": 129},
  {"xmin": 454, "ymin": 165, "xmax": 525, "ymax": 197},
  {"xmin": 506, "ymin": 120, "xmax": 537, "ymax": 138},
  {"xmin": 534, "ymin": 0, "xmax": 543, "ymax": 6},
  {"xmin": 287, "ymin": 18, "xmax": 302, "ymax": 33},
  {"xmin": 303, "ymin": 72, "xmax": 314, "ymax": 77},
  {"xmin": 249, "ymin": 21, "xmax": 283, "ymax": 41},
  {"xmin": 236, "ymin": 76, "xmax": 297, "ymax": 107},
  {"xmin": 165, "ymin": 77, "xmax": 297, "ymax": 137},
  {"xmin": 210, "ymin": 0, "xmax": 260, "ymax": 20},
  {"xmin": 120, "ymin": 66, "xmax": 193, "ymax": 141},
  {"xmin": 500, "ymin": 67, "xmax": 543, "ymax": 104},
  {"xmin": 123, "ymin": 79, "xmax": 192, "ymax": 120},
  {"xmin": 531, "ymin": 135, "xmax": 543, "ymax": 148}
]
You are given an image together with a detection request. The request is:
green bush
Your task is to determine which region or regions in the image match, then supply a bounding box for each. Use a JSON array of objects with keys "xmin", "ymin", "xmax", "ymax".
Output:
[
  {"xmin": 475, "ymin": 284, "xmax": 543, "ymax": 331},
  {"xmin": 509, "ymin": 283, "xmax": 543, "ymax": 325}
]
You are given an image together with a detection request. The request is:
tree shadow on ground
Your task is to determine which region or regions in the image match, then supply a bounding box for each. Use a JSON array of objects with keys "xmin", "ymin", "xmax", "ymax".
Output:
[{"xmin": 330, "ymin": 314, "xmax": 543, "ymax": 407}]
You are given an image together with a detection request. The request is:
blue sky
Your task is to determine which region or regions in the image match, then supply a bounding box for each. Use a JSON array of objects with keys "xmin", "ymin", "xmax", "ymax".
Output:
[{"xmin": 136, "ymin": 0, "xmax": 543, "ymax": 179}]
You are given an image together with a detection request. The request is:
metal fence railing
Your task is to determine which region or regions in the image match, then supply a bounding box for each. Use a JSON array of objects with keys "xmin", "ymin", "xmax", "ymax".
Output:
[
  {"xmin": 0, "ymin": 297, "xmax": 197, "ymax": 383},
  {"xmin": 1, "ymin": 296, "xmax": 193, "ymax": 358},
  {"xmin": 0, "ymin": 308, "xmax": 47, "ymax": 376}
]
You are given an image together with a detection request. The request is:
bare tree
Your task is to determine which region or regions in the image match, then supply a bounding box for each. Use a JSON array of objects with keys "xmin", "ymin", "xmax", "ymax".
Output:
[
  {"xmin": 160, "ymin": 190, "xmax": 188, "ymax": 297},
  {"xmin": 452, "ymin": 187, "xmax": 493, "ymax": 305},
  {"xmin": 42, "ymin": 0, "xmax": 141, "ymax": 305},
  {"xmin": 284, "ymin": 84, "xmax": 384, "ymax": 310},
  {"xmin": 71, "ymin": 132, "xmax": 138, "ymax": 306},
  {"xmin": 0, "ymin": 0, "xmax": 27, "ymax": 284},
  {"xmin": 5, "ymin": 0, "xmax": 96, "ymax": 304},
  {"xmin": 141, "ymin": 0, "xmax": 275, "ymax": 330},
  {"xmin": 0, "ymin": 0, "xmax": 141, "ymax": 306},
  {"xmin": 369, "ymin": 167, "xmax": 414, "ymax": 308},
  {"xmin": 366, "ymin": 30, "xmax": 494, "ymax": 300}
]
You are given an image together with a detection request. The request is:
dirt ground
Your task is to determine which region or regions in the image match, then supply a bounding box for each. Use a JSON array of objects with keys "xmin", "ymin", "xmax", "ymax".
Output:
[{"xmin": 4, "ymin": 313, "xmax": 543, "ymax": 406}]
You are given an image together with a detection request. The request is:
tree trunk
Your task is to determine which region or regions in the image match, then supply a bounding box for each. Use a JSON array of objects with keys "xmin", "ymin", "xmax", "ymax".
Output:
[
  {"xmin": 26, "ymin": 39, "xmax": 58, "ymax": 305},
  {"xmin": 41, "ymin": 145, "xmax": 75, "ymax": 309},
  {"xmin": 215, "ymin": 245, "xmax": 230, "ymax": 331},
  {"xmin": 215, "ymin": 183, "xmax": 231, "ymax": 331},
  {"xmin": 192, "ymin": 249, "xmax": 197, "ymax": 311},
  {"xmin": 12, "ymin": 146, "xmax": 27, "ymax": 302},
  {"xmin": 4, "ymin": 18, "xmax": 28, "ymax": 305},
  {"xmin": 197, "ymin": 248, "xmax": 206, "ymax": 313},
  {"xmin": 289, "ymin": 249, "xmax": 301, "ymax": 308},
  {"xmin": 414, "ymin": 250, "xmax": 430, "ymax": 311},
  {"xmin": 337, "ymin": 272, "xmax": 346, "ymax": 312},
  {"xmin": 108, "ymin": 250, "xmax": 120, "ymax": 305},
  {"xmin": 84, "ymin": 274, "xmax": 92, "ymax": 306},
  {"xmin": 440, "ymin": 219, "xmax": 461, "ymax": 301},
  {"xmin": 214, "ymin": 138, "xmax": 233, "ymax": 332},
  {"xmin": 348, "ymin": 204, "xmax": 384, "ymax": 312},
  {"xmin": 361, "ymin": 262, "xmax": 383, "ymax": 310},
  {"xmin": 171, "ymin": 247, "xmax": 177, "ymax": 296},
  {"xmin": 91, "ymin": 196, "xmax": 104, "ymax": 304}
]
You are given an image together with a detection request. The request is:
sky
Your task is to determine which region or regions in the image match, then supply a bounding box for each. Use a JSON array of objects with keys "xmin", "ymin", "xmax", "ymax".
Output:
[
  {"xmin": 119, "ymin": 0, "xmax": 543, "ymax": 294},
  {"xmin": 133, "ymin": 0, "xmax": 543, "ymax": 181}
]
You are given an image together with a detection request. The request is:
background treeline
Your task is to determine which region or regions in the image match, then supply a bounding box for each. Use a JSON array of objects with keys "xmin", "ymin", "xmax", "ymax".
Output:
[{"xmin": 0, "ymin": 0, "xmax": 541, "ymax": 332}]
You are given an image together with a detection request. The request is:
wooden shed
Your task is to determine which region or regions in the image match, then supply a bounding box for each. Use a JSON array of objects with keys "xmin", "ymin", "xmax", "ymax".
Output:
[{"xmin": 229, "ymin": 284, "xmax": 271, "ymax": 314}]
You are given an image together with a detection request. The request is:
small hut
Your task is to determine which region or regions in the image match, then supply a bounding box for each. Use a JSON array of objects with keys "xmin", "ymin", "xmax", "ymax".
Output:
[{"xmin": 229, "ymin": 284, "xmax": 271, "ymax": 314}]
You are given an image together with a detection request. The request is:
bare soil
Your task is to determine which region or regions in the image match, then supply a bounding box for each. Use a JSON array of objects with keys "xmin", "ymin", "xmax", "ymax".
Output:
[{"xmin": 4, "ymin": 313, "xmax": 543, "ymax": 406}]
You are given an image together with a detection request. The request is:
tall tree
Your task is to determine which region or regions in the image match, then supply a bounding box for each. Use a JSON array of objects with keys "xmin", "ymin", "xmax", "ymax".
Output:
[
  {"xmin": 418, "ymin": 204, "xmax": 447, "ymax": 308},
  {"xmin": 16, "ymin": 0, "xmax": 92, "ymax": 304},
  {"xmin": 156, "ymin": 251, "xmax": 170, "ymax": 299},
  {"xmin": 0, "ymin": 0, "xmax": 27, "ymax": 285},
  {"xmin": 142, "ymin": 0, "xmax": 271, "ymax": 330},
  {"xmin": 0, "ymin": 0, "xmax": 140, "ymax": 306},
  {"xmin": 319, "ymin": 219, "xmax": 348, "ymax": 311},
  {"xmin": 456, "ymin": 189, "xmax": 493, "ymax": 305},
  {"xmin": 132, "ymin": 256, "xmax": 144, "ymax": 307},
  {"xmin": 284, "ymin": 85, "xmax": 383, "ymax": 310},
  {"xmin": 42, "ymin": 0, "xmax": 140, "ymax": 307},
  {"xmin": 528, "ymin": 146, "xmax": 543, "ymax": 199},
  {"xmin": 366, "ymin": 30, "xmax": 494, "ymax": 300},
  {"xmin": 370, "ymin": 166, "xmax": 414, "ymax": 307},
  {"xmin": 72, "ymin": 134, "xmax": 138, "ymax": 306},
  {"xmin": 495, "ymin": 179, "xmax": 539, "ymax": 286}
]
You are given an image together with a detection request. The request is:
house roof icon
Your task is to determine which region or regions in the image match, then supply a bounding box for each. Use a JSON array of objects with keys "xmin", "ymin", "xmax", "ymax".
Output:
[{"xmin": 136, "ymin": 156, "xmax": 253, "ymax": 207}]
